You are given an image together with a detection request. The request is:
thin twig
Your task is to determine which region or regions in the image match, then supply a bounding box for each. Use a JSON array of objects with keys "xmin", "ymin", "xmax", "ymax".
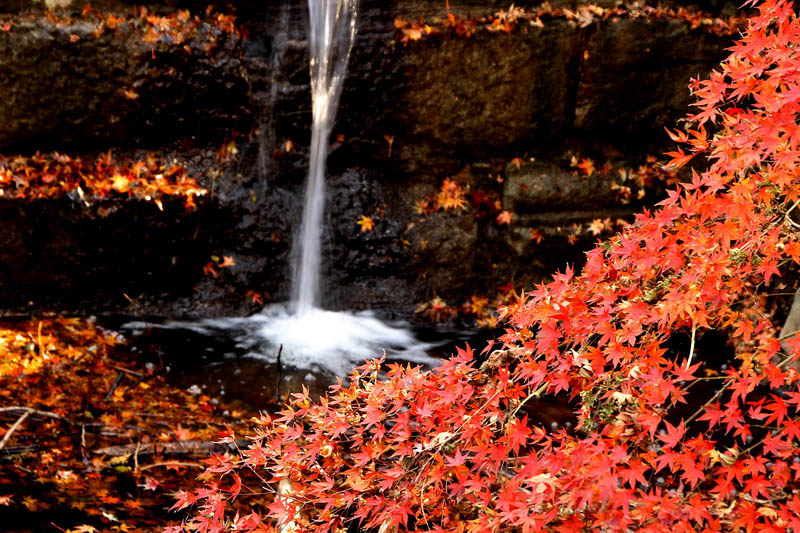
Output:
[
  {"xmin": 105, "ymin": 372, "xmax": 125, "ymax": 401},
  {"xmin": 0, "ymin": 411, "xmax": 30, "ymax": 450},
  {"xmin": 275, "ymin": 344, "xmax": 283, "ymax": 405},
  {"xmin": 685, "ymin": 322, "xmax": 697, "ymax": 369},
  {"xmin": 80, "ymin": 424, "xmax": 87, "ymax": 461},
  {"xmin": 109, "ymin": 365, "xmax": 144, "ymax": 378},
  {"xmin": 138, "ymin": 461, "xmax": 203, "ymax": 472},
  {"xmin": 0, "ymin": 445, "xmax": 39, "ymax": 456},
  {"xmin": 685, "ymin": 382, "xmax": 731, "ymax": 426},
  {"xmin": 509, "ymin": 381, "xmax": 550, "ymax": 420},
  {"xmin": 134, "ymin": 440, "xmax": 141, "ymax": 472},
  {"xmin": 37, "ymin": 321, "xmax": 47, "ymax": 360}
]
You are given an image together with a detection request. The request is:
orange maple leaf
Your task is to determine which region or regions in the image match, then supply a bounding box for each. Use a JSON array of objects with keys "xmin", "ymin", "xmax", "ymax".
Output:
[
  {"xmin": 587, "ymin": 218, "xmax": 605, "ymax": 235},
  {"xmin": 496, "ymin": 211, "xmax": 512, "ymax": 225},
  {"xmin": 246, "ymin": 290, "xmax": 264, "ymax": 305},
  {"xmin": 577, "ymin": 158, "xmax": 595, "ymax": 176},
  {"xmin": 357, "ymin": 215, "xmax": 375, "ymax": 233},
  {"xmin": 203, "ymin": 262, "xmax": 218, "ymax": 277}
]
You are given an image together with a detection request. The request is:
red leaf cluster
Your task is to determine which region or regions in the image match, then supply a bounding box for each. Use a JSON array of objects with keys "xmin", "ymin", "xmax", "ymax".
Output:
[{"xmin": 176, "ymin": 1, "xmax": 800, "ymax": 531}]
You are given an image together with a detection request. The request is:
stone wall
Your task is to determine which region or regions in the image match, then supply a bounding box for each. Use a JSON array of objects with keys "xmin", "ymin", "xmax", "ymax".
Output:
[{"xmin": 0, "ymin": 0, "xmax": 740, "ymax": 319}]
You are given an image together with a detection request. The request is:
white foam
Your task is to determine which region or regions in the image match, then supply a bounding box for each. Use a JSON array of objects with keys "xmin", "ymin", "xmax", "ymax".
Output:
[{"xmin": 125, "ymin": 304, "xmax": 440, "ymax": 376}]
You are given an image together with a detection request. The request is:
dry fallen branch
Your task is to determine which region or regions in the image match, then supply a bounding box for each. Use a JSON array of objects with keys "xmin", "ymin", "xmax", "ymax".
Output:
[
  {"xmin": 0, "ymin": 410, "xmax": 30, "ymax": 451},
  {"xmin": 138, "ymin": 461, "xmax": 204, "ymax": 472},
  {"xmin": 94, "ymin": 439, "xmax": 246, "ymax": 458},
  {"xmin": 0, "ymin": 406, "xmax": 73, "ymax": 424},
  {"xmin": 0, "ymin": 406, "xmax": 75, "ymax": 451}
]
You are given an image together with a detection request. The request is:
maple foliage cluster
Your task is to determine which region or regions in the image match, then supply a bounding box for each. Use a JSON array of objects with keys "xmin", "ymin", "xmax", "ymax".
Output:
[
  {"xmin": 0, "ymin": 151, "xmax": 207, "ymax": 210},
  {"xmin": 394, "ymin": 2, "xmax": 748, "ymax": 45},
  {"xmin": 169, "ymin": 1, "xmax": 800, "ymax": 531}
]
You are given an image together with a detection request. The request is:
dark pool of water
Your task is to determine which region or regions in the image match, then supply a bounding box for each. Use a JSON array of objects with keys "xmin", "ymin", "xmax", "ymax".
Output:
[{"xmin": 103, "ymin": 314, "xmax": 495, "ymax": 411}]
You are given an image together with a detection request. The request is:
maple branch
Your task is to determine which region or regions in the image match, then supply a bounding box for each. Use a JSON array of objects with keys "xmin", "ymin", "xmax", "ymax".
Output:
[
  {"xmin": 784, "ymin": 196, "xmax": 800, "ymax": 218},
  {"xmin": 684, "ymin": 382, "xmax": 731, "ymax": 426},
  {"xmin": 509, "ymin": 381, "xmax": 550, "ymax": 420},
  {"xmin": 109, "ymin": 364, "xmax": 144, "ymax": 378},
  {"xmin": 685, "ymin": 323, "xmax": 697, "ymax": 369},
  {"xmin": 105, "ymin": 372, "xmax": 125, "ymax": 401}
]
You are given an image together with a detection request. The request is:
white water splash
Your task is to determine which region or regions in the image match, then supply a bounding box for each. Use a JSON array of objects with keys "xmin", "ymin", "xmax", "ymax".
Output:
[
  {"xmin": 246, "ymin": 306, "xmax": 439, "ymax": 374},
  {"xmin": 292, "ymin": 0, "xmax": 358, "ymax": 315},
  {"xmin": 125, "ymin": 305, "xmax": 441, "ymax": 376}
]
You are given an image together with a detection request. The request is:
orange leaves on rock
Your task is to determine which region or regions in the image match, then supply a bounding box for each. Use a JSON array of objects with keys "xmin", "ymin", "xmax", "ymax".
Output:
[
  {"xmin": 415, "ymin": 297, "xmax": 457, "ymax": 323},
  {"xmin": 215, "ymin": 140, "xmax": 239, "ymax": 163},
  {"xmin": 202, "ymin": 262, "xmax": 218, "ymax": 277},
  {"xmin": 576, "ymin": 157, "xmax": 595, "ymax": 176},
  {"xmin": 496, "ymin": 210, "xmax": 512, "ymax": 225},
  {"xmin": 435, "ymin": 178, "xmax": 467, "ymax": 211},
  {"xmin": 394, "ymin": 17, "xmax": 433, "ymax": 45},
  {"xmin": 393, "ymin": 3, "xmax": 746, "ymax": 46},
  {"xmin": 415, "ymin": 178, "xmax": 470, "ymax": 215},
  {"xmin": 245, "ymin": 290, "xmax": 265, "ymax": 305},
  {"xmin": 0, "ymin": 151, "xmax": 206, "ymax": 209},
  {"xmin": 204, "ymin": 255, "xmax": 235, "ymax": 277},
  {"xmin": 19, "ymin": 5, "xmax": 240, "ymax": 57},
  {"xmin": 587, "ymin": 218, "xmax": 607, "ymax": 235},
  {"xmin": 357, "ymin": 215, "xmax": 375, "ymax": 233}
]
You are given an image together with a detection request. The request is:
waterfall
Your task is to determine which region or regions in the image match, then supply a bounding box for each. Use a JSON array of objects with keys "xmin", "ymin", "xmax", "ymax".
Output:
[
  {"xmin": 125, "ymin": 0, "xmax": 450, "ymax": 378},
  {"xmin": 129, "ymin": 0, "xmax": 439, "ymax": 377},
  {"xmin": 292, "ymin": 0, "xmax": 358, "ymax": 316}
]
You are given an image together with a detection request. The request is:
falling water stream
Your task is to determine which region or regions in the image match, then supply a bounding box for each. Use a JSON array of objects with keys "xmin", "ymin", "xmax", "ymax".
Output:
[{"xmin": 292, "ymin": 0, "xmax": 358, "ymax": 314}]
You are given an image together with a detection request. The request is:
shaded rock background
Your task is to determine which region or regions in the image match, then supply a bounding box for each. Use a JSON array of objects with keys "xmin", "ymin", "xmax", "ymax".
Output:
[{"xmin": 0, "ymin": 0, "xmax": 740, "ymax": 320}]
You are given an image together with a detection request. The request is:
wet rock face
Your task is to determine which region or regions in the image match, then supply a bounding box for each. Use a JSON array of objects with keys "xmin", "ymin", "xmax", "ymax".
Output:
[
  {"xmin": 0, "ymin": 20, "xmax": 249, "ymax": 152},
  {"xmin": 574, "ymin": 17, "xmax": 727, "ymax": 137},
  {"xmin": 0, "ymin": 196, "xmax": 221, "ymax": 310},
  {"xmin": 503, "ymin": 160, "xmax": 619, "ymax": 215},
  {"xmin": 0, "ymin": 0, "xmax": 739, "ymax": 319},
  {"xmin": 398, "ymin": 23, "xmax": 579, "ymax": 163}
]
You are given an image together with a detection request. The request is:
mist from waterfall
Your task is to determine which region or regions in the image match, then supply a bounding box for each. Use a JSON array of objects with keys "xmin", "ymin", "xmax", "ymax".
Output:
[{"xmin": 292, "ymin": 0, "xmax": 358, "ymax": 315}]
